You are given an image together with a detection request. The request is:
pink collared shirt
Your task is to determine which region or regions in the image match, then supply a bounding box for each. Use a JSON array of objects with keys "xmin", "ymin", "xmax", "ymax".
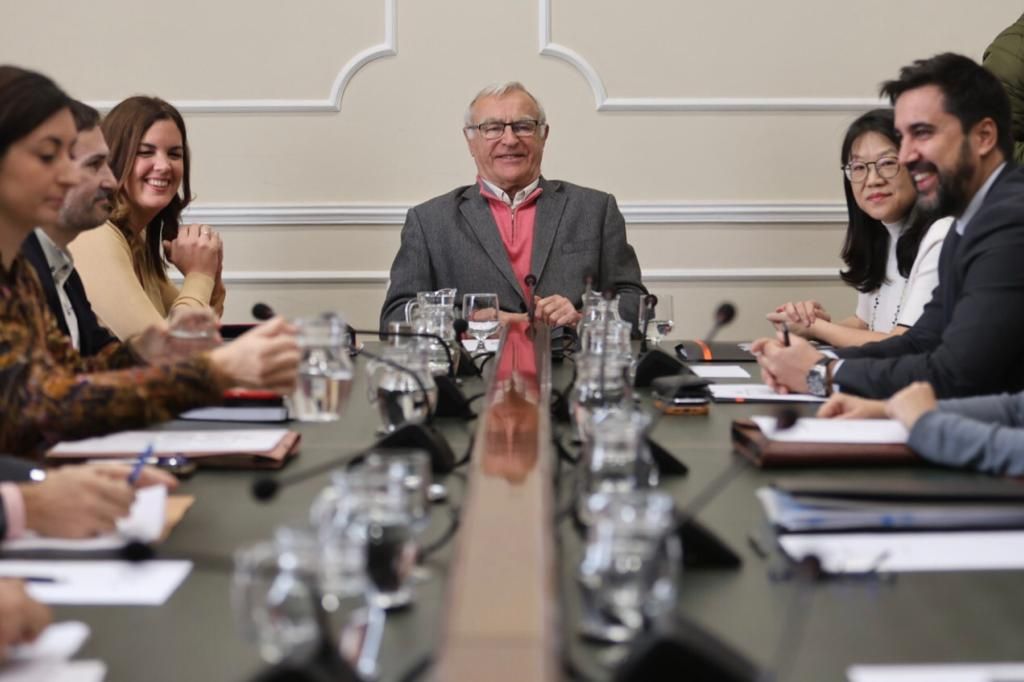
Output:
[{"xmin": 478, "ymin": 177, "xmax": 543, "ymax": 300}]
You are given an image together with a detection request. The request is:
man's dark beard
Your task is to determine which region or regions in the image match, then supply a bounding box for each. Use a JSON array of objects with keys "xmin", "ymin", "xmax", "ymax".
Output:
[{"xmin": 914, "ymin": 138, "xmax": 975, "ymax": 223}]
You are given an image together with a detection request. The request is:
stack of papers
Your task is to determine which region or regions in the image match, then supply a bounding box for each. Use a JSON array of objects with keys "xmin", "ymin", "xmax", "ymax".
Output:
[
  {"xmin": 710, "ymin": 383, "xmax": 826, "ymax": 403},
  {"xmin": 848, "ymin": 663, "xmax": 1024, "ymax": 681},
  {"xmin": 750, "ymin": 417, "xmax": 908, "ymax": 443},
  {"xmin": 758, "ymin": 487, "xmax": 1024, "ymax": 532},
  {"xmin": 48, "ymin": 429, "xmax": 290, "ymax": 456}
]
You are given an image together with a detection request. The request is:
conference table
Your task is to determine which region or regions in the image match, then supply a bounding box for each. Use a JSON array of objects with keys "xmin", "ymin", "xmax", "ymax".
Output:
[{"xmin": 42, "ymin": 328, "xmax": 1024, "ymax": 681}]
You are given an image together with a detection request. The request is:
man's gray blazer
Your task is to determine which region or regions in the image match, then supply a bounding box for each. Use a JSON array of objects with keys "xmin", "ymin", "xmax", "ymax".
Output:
[{"xmin": 380, "ymin": 178, "xmax": 647, "ymax": 331}]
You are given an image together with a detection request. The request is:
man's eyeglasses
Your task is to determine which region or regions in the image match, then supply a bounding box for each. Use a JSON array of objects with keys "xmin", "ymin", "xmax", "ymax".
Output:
[
  {"xmin": 842, "ymin": 157, "xmax": 901, "ymax": 184},
  {"xmin": 465, "ymin": 119, "xmax": 546, "ymax": 140}
]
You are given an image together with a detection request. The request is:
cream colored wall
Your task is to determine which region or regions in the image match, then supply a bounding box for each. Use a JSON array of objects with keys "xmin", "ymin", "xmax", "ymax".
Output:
[{"xmin": 2, "ymin": 0, "xmax": 1018, "ymax": 338}]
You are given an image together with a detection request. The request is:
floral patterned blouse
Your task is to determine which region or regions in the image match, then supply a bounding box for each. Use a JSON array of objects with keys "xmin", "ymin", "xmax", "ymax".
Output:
[{"xmin": 0, "ymin": 254, "xmax": 226, "ymax": 456}]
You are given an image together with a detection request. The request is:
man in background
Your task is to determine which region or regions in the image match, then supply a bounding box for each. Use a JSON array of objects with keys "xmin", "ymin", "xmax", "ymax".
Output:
[{"xmin": 380, "ymin": 81, "xmax": 646, "ymax": 331}]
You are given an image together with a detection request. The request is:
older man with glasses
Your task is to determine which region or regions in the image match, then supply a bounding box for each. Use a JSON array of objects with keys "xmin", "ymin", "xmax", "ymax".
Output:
[{"xmin": 380, "ymin": 81, "xmax": 646, "ymax": 331}]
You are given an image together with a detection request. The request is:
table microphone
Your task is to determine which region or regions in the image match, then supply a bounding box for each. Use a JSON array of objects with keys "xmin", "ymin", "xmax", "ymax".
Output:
[
  {"xmin": 524, "ymin": 274, "xmax": 537, "ymax": 323},
  {"xmin": 639, "ymin": 294, "xmax": 658, "ymax": 354},
  {"xmin": 674, "ymin": 301, "xmax": 738, "ymax": 363},
  {"xmin": 252, "ymin": 302, "xmax": 275, "ymax": 321},
  {"xmin": 706, "ymin": 302, "xmax": 737, "ymax": 344}
]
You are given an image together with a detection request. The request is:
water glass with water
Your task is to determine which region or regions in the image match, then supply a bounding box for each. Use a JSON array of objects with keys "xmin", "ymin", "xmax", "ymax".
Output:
[
  {"xmin": 578, "ymin": 490, "xmax": 681, "ymax": 643},
  {"xmin": 292, "ymin": 313, "xmax": 354, "ymax": 422},
  {"xmin": 462, "ymin": 293, "xmax": 500, "ymax": 352}
]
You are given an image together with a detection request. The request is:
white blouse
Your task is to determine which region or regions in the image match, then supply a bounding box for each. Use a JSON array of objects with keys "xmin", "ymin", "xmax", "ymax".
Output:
[{"xmin": 855, "ymin": 217, "xmax": 953, "ymax": 332}]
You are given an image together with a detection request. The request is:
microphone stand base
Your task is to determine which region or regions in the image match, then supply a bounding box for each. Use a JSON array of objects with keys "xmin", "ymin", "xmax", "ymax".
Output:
[
  {"xmin": 376, "ymin": 423, "xmax": 457, "ymax": 474},
  {"xmin": 634, "ymin": 349, "xmax": 688, "ymax": 388},
  {"xmin": 613, "ymin": 614, "xmax": 763, "ymax": 682},
  {"xmin": 678, "ymin": 518, "xmax": 743, "ymax": 569}
]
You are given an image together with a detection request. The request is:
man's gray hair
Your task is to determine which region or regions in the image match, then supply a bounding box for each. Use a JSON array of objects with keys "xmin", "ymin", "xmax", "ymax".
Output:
[{"xmin": 463, "ymin": 81, "xmax": 547, "ymax": 128}]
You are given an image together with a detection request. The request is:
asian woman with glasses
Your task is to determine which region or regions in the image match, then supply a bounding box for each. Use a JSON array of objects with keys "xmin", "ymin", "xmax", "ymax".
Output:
[{"xmin": 767, "ymin": 108, "xmax": 953, "ymax": 347}]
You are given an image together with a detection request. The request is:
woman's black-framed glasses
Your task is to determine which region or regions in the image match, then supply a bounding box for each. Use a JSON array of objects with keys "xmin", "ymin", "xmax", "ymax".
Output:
[{"xmin": 842, "ymin": 157, "xmax": 901, "ymax": 184}]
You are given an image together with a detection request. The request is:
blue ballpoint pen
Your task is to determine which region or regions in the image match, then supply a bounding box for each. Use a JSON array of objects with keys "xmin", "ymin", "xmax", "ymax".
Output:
[{"xmin": 127, "ymin": 443, "xmax": 154, "ymax": 485}]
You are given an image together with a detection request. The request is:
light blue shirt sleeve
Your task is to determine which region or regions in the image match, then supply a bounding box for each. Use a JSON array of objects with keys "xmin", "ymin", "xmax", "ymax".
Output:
[{"xmin": 907, "ymin": 392, "xmax": 1024, "ymax": 476}]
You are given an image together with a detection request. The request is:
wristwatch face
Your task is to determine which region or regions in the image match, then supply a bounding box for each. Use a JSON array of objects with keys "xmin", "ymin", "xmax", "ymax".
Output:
[{"xmin": 806, "ymin": 366, "xmax": 827, "ymax": 397}]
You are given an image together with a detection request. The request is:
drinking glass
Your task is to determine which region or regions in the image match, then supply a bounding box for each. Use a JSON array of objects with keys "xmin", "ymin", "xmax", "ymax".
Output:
[
  {"xmin": 361, "ymin": 496, "xmax": 417, "ymax": 611},
  {"xmin": 292, "ymin": 313, "xmax": 354, "ymax": 422},
  {"xmin": 339, "ymin": 463, "xmax": 418, "ymax": 611},
  {"xmin": 578, "ymin": 490, "xmax": 681, "ymax": 643},
  {"xmin": 232, "ymin": 526, "xmax": 322, "ymax": 663},
  {"xmin": 639, "ymin": 294, "xmax": 675, "ymax": 346},
  {"xmin": 578, "ymin": 407, "xmax": 659, "ymax": 523},
  {"xmin": 365, "ymin": 347, "xmax": 437, "ymax": 433},
  {"xmin": 167, "ymin": 307, "xmax": 221, "ymax": 355},
  {"xmin": 310, "ymin": 474, "xmax": 371, "ymax": 600},
  {"xmin": 362, "ymin": 451, "xmax": 431, "ymax": 537},
  {"xmin": 462, "ymin": 293, "xmax": 500, "ymax": 352}
]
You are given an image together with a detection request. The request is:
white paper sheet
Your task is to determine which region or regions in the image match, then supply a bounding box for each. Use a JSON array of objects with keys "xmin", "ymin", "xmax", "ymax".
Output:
[
  {"xmin": 179, "ymin": 406, "xmax": 289, "ymax": 422},
  {"xmin": 848, "ymin": 662, "xmax": 1024, "ymax": 681},
  {"xmin": 8, "ymin": 622, "xmax": 89, "ymax": 662},
  {"xmin": 689, "ymin": 364, "xmax": 751, "ymax": 379},
  {"xmin": 751, "ymin": 416, "xmax": 908, "ymax": 443},
  {"xmin": 462, "ymin": 339, "xmax": 500, "ymax": 352},
  {"xmin": 49, "ymin": 429, "xmax": 288, "ymax": 456},
  {"xmin": 0, "ymin": 660, "xmax": 105, "ymax": 682},
  {"xmin": 779, "ymin": 531, "xmax": 1024, "ymax": 573},
  {"xmin": 0, "ymin": 560, "xmax": 192, "ymax": 605},
  {"xmin": 709, "ymin": 383, "xmax": 826, "ymax": 403}
]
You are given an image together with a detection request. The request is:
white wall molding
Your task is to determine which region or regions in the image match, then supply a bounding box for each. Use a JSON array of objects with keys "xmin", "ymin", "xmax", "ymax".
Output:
[
  {"xmin": 175, "ymin": 267, "xmax": 838, "ymax": 286},
  {"xmin": 88, "ymin": 0, "xmax": 397, "ymax": 114},
  {"xmin": 183, "ymin": 201, "xmax": 846, "ymax": 226},
  {"xmin": 538, "ymin": 0, "xmax": 884, "ymax": 113}
]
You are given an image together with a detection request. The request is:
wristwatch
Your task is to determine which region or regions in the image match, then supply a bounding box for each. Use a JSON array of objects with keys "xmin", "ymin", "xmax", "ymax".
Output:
[{"xmin": 806, "ymin": 356, "xmax": 833, "ymax": 397}]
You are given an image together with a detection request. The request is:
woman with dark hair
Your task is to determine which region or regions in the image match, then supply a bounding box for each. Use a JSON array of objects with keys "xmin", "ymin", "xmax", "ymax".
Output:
[
  {"xmin": 70, "ymin": 96, "xmax": 224, "ymax": 341},
  {"xmin": 0, "ymin": 66, "xmax": 298, "ymax": 455},
  {"xmin": 767, "ymin": 109, "xmax": 952, "ymax": 347}
]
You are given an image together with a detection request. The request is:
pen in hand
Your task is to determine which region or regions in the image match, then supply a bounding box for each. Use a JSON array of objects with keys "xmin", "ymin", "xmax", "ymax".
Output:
[
  {"xmin": 781, "ymin": 322, "xmax": 791, "ymax": 347},
  {"xmin": 127, "ymin": 443, "xmax": 154, "ymax": 486}
]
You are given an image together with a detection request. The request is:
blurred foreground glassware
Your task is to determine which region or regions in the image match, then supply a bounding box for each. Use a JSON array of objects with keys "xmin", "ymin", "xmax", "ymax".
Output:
[
  {"xmin": 578, "ymin": 490, "xmax": 681, "ymax": 643},
  {"xmin": 365, "ymin": 347, "xmax": 437, "ymax": 433},
  {"xmin": 232, "ymin": 526, "xmax": 322, "ymax": 663},
  {"xmin": 577, "ymin": 407, "xmax": 659, "ymax": 525},
  {"xmin": 292, "ymin": 313, "xmax": 354, "ymax": 422},
  {"xmin": 571, "ymin": 352, "xmax": 632, "ymax": 445}
]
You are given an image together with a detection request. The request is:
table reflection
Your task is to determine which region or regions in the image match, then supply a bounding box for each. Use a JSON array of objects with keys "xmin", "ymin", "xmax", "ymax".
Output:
[{"xmin": 482, "ymin": 323, "xmax": 541, "ymax": 484}]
